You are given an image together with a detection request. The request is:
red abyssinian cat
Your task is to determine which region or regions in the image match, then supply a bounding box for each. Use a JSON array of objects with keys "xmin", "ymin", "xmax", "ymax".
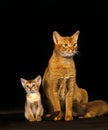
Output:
[
  {"xmin": 42, "ymin": 30, "xmax": 88, "ymax": 121},
  {"xmin": 20, "ymin": 75, "xmax": 44, "ymax": 121}
]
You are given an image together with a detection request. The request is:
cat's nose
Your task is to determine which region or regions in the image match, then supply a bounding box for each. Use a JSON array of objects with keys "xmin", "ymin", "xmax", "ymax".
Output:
[
  {"xmin": 31, "ymin": 90, "xmax": 34, "ymax": 93},
  {"xmin": 69, "ymin": 50, "xmax": 72, "ymax": 53},
  {"xmin": 30, "ymin": 88, "xmax": 32, "ymax": 91}
]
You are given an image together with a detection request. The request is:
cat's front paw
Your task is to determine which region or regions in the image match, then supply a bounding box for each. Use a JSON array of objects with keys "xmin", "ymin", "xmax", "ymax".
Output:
[
  {"xmin": 35, "ymin": 116, "xmax": 42, "ymax": 121},
  {"xmin": 26, "ymin": 115, "xmax": 35, "ymax": 122},
  {"xmin": 28, "ymin": 118, "xmax": 35, "ymax": 122},
  {"xmin": 54, "ymin": 112, "xmax": 63, "ymax": 121},
  {"xmin": 65, "ymin": 115, "xmax": 73, "ymax": 121},
  {"xmin": 54, "ymin": 115, "xmax": 62, "ymax": 121}
]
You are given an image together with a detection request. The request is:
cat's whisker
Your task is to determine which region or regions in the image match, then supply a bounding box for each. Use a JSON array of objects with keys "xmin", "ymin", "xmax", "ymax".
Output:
[{"xmin": 75, "ymin": 51, "xmax": 80, "ymax": 57}]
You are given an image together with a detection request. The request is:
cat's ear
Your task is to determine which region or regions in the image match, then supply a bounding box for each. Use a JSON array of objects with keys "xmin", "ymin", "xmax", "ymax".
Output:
[
  {"xmin": 53, "ymin": 31, "xmax": 61, "ymax": 45},
  {"xmin": 71, "ymin": 30, "xmax": 80, "ymax": 41},
  {"xmin": 35, "ymin": 75, "xmax": 41, "ymax": 86},
  {"xmin": 20, "ymin": 78, "xmax": 27, "ymax": 88}
]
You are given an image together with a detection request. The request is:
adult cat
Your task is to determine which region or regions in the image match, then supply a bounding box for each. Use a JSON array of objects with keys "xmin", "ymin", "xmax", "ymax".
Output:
[{"xmin": 42, "ymin": 30, "xmax": 88, "ymax": 121}]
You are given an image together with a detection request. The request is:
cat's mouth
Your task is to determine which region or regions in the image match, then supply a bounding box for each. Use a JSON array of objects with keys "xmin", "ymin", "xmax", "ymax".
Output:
[
  {"xmin": 30, "ymin": 91, "xmax": 35, "ymax": 93},
  {"xmin": 61, "ymin": 52, "xmax": 76, "ymax": 58},
  {"xmin": 27, "ymin": 90, "xmax": 37, "ymax": 94}
]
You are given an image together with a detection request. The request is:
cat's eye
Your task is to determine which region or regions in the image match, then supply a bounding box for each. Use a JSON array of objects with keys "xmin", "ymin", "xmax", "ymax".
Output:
[
  {"xmin": 63, "ymin": 43, "xmax": 68, "ymax": 47},
  {"xmin": 73, "ymin": 43, "xmax": 77, "ymax": 47},
  {"xmin": 32, "ymin": 84, "xmax": 35, "ymax": 87},
  {"xmin": 26, "ymin": 85, "xmax": 29, "ymax": 88}
]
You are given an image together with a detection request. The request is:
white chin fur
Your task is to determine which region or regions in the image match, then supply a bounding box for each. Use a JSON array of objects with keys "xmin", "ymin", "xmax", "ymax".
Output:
[
  {"xmin": 61, "ymin": 53, "xmax": 75, "ymax": 57},
  {"xmin": 27, "ymin": 93, "xmax": 40, "ymax": 103}
]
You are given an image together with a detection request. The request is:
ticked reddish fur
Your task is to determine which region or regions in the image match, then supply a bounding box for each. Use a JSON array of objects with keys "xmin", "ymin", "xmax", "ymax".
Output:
[{"xmin": 42, "ymin": 30, "xmax": 88, "ymax": 121}]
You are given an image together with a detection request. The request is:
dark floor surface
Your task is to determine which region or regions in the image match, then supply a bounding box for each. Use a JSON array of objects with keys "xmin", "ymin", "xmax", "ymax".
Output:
[{"xmin": 0, "ymin": 110, "xmax": 108, "ymax": 130}]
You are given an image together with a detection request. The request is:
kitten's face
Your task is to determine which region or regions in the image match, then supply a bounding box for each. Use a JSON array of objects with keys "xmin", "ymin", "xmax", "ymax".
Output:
[
  {"xmin": 53, "ymin": 31, "xmax": 80, "ymax": 58},
  {"xmin": 20, "ymin": 75, "xmax": 41, "ymax": 94}
]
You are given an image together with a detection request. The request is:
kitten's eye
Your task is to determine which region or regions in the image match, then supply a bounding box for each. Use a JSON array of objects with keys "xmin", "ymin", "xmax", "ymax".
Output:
[
  {"xmin": 32, "ymin": 84, "xmax": 35, "ymax": 87},
  {"xmin": 63, "ymin": 43, "xmax": 68, "ymax": 47},
  {"xmin": 26, "ymin": 85, "xmax": 29, "ymax": 88},
  {"xmin": 73, "ymin": 43, "xmax": 77, "ymax": 47}
]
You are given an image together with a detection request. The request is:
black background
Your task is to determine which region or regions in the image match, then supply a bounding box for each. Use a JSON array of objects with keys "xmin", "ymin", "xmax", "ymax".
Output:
[{"xmin": 1, "ymin": 1, "xmax": 108, "ymax": 111}]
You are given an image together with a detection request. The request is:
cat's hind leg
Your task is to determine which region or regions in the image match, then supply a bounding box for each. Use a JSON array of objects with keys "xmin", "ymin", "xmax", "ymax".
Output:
[
  {"xmin": 79, "ymin": 88, "xmax": 88, "ymax": 104},
  {"xmin": 79, "ymin": 111, "xmax": 96, "ymax": 118}
]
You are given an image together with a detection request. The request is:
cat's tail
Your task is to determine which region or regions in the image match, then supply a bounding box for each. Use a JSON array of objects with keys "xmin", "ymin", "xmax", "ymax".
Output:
[{"xmin": 43, "ymin": 111, "xmax": 60, "ymax": 120}]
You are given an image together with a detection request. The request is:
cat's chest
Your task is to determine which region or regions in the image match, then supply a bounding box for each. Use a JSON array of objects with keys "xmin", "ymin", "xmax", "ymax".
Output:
[
  {"xmin": 50, "ymin": 61, "xmax": 75, "ymax": 77},
  {"xmin": 27, "ymin": 93, "xmax": 41, "ymax": 103},
  {"xmin": 50, "ymin": 57, "xmax": 75, "ymax": 70},
  {"xmin": 59, "ymin": 79, "xmax": 67, "ymax": 101}
]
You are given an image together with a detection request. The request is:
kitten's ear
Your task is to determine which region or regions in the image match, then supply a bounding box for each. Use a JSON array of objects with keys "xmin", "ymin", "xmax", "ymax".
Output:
[
  {"xmin": 20, "ymin": 78, "xmax": 27, "ymax": 87},
  {"xmin": 71, "ymin": 30, "xmax": 80, "ymax": 41},
  {"xmin": 53, "ymin": 31, "xmax": 61, "ymax": 45},
  {"xmin": 35, "ymin": 75, "xmax": 41, "ymax": 86}
]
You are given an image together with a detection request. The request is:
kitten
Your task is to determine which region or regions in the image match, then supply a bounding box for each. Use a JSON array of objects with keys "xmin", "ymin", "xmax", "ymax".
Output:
[
  {"xmin": 73, "ymin": 100, "xmax": 108, "ymax": 118},
  {"xmin": 42, "ymin": 30, "xmax": 88, "ymax": 121},
  {"xmin": 20, "ymin": 75, "xmax": 44, "ymax": 121}
]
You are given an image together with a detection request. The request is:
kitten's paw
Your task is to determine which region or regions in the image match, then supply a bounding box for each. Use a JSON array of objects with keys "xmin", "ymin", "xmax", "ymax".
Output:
[
  {"xmin": 28, "ymin": 118, "xmax": 35, "ymax": 122},
  {"xmin": 65, "ymin": 115, "xmax": 73, "ymax": 121},
  {"xmin": 35, "ymin": 115, "xmax": 42, "ymax": 121},
  {"xmin": 27, "ymin": 116, "xmax": 35, "ymax": 122},
  {"xmin": 36, "ymin": 117, "xmax": 42, "ymax": 121}
]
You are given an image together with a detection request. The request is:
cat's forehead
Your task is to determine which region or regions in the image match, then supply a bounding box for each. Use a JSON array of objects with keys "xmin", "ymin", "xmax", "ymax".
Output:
[
  {"xmin": 26, "ymin": 80, "xmax": 36, "ymax": 84},
  {"xmin": 62, "ymin": 37, "xmax": 75, "ymax": 43}
]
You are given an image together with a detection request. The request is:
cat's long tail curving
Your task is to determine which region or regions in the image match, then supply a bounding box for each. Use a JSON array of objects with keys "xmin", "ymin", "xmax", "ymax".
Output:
[{"xmin": 43, "ymin": 111, "xmax": 60, "ymax": 120}]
